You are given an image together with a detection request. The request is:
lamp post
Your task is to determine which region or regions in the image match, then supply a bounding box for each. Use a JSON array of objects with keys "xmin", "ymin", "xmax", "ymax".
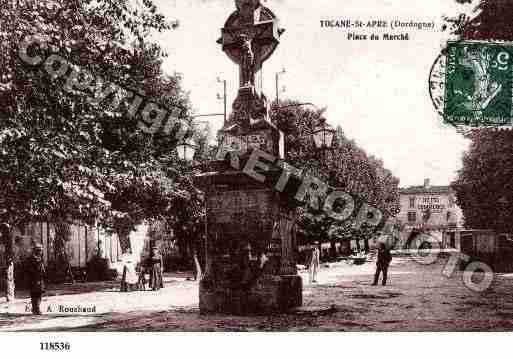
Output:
[
  {"xmin": 272, "ymin": 102, "xmax": 336, "ymax": 171},
  {"xmin": 312, "ymin": 116, "xmax": 336, "ymax": 151},
  {"xmin": 308, "ymin": 116, "xmax": 337, "ymax": 258},
  {"xmin": 274, "ymin": 102, "xmax": 336, "ymax": 157},
  {"xmin": 176, "ymin": 136, "xmax": 198, "ymax": 163},
  {"xmin": 216, "ymin": 77, "xmax": 227, "ymax": 125},
  {"xmin": 175, "ymin": 137, "xmax": 209, "ymax": 280},
  {"xmin": 275, "ymin": 68, "xmax": 286, "ymax": 105}
]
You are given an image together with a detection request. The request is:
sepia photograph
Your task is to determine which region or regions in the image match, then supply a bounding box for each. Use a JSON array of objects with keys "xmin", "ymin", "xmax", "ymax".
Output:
[{"xmin": 1, "ymin": 0, "xmax": 513, "ymax": 348}]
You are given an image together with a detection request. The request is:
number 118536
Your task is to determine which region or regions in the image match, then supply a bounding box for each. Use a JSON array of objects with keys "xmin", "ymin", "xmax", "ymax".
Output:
[{"xmin": 40, "ymin": 342, "xmax": 71, "ymax": 351}]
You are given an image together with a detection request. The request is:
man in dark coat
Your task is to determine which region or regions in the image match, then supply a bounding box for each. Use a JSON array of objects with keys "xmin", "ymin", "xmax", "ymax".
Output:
[
  {"xmin": 27, "ymin": 243, "xmax": 46, "ymax": 315},
  {"xmin": 373, "ymin": 242, "xmax": 392, "ymax": 286}
]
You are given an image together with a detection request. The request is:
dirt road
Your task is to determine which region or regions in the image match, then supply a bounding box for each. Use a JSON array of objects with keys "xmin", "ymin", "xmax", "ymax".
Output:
[{"xmin": 2, "ymin": 255, "xmax": 513, "ymax": 331}]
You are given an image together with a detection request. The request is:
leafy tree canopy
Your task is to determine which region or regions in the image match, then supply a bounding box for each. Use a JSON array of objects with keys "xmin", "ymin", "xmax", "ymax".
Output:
[
  {"xmin": 0, "ymin": 0, "xmax": 194, "ymax": 242},
  {"xmin": 271, "ymin": 100, "xmax": 400, "ymax": 248}
]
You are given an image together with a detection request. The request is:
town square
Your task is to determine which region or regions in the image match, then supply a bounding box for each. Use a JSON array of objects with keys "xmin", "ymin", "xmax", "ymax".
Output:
[
  {"xmin": 3, "ymin": 254, "xmax": 513, "ymax": 331},
  {"xmin": 1, "ymin": 0, "xmax": 513, "ymax": 336}
]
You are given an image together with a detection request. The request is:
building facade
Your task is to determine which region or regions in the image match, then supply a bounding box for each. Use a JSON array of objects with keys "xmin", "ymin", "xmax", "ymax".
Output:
[
  {"xmin": 397, "ymin": 179, "xmax": 464, "ymax": 248},
  {"xmin": 0, "ymin": 222, "xmax": 150, "ymax": 274}
]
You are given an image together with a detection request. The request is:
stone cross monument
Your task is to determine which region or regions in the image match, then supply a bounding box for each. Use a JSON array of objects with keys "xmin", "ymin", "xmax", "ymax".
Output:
[
  {"xmin": 194, "ymin": 0, "xmax": 302, "ymax": 315},
  {"xmin": 216, "ymin": 0, "xmax": 285, "ymax": 156}
]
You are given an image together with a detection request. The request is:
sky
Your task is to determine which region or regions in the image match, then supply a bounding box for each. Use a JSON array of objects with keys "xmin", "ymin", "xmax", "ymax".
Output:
[{"xmin": 150, "ymin": 0, "xmax": 476, "ymax": 187}]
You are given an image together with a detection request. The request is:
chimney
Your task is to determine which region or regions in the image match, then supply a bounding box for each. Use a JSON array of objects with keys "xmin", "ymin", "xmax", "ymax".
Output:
[{"xmin": 424, "ymin": 178, "xmax": 430, "ymax": 188}]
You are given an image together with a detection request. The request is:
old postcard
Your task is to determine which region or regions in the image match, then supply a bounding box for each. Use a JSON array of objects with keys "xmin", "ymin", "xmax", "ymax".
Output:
[{"xmin": 1, "ymin": 0, "xmax": 513, "ymax": 352}]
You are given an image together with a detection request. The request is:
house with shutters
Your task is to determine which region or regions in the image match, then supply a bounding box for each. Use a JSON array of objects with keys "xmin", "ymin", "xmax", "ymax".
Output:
[{"xmin": 397, "ymin": 178, "xmax": 464, "ymax": 248}]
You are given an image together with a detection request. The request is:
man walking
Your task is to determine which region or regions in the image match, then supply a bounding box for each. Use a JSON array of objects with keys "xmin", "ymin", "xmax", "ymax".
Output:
[
  {"xmin": 27, "ymin": 243, "xmax": 46, "ymax": 315},
  {"xmin": 373, "ymin": 242, "xmax": 392, "ymax": 286},
  {"xmin": 308, "ymin": 242, "xmax": 320, "ymax": 284}
]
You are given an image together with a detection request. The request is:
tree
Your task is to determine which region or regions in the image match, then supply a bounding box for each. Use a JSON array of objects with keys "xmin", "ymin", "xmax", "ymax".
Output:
[
  {"xmin": 147, "ymin": 189, "xmax": 205, "ymax": 279},
  {"xmin": 169, "ymin": 124, "xmax": 214, "ymax": 277},
  {"xmin": 447, "ymin": 1, "xmax": 513, "ymax": 234},
  {"xmin": 0, "ymin": 224, "xmax": 15, "ymax": 302},
  {"xmin": 453, "ymin": 129, "xmax": 513, "ymax": 233},
  {"xmin": 131, "ymin": 123, "xmax": 212, "ymax": 277},
  {"xmin": 271, "ymin": 100, "xmax": 400, "ymax": 256},
  {"xmin": 0, "ymin": 0, "xmax": 192, "ymax": 296},
  {"xmin": 446, "ymin": 0, "xmax": 513, "ymax": 41}
]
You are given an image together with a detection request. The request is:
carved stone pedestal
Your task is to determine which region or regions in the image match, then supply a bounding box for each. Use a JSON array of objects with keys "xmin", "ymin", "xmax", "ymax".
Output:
[
  {"xmin": 199, "ymin": 274, "xmax": 302, "ymax": 315},
  {"xmin": 195, "ymin": 169, "xmax": 302, "ymax": 315}
]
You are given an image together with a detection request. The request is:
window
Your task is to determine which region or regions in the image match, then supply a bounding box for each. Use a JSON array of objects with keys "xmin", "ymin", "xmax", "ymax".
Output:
[
  {"xmin": 409, "ymin": 197, "xmax": 416, "ymax": 208},
  {"xmin": 449, "ymin": 232, "xmax": 456, "ymax": 248},
  {"xmin": 407, "ymin": 211, "xmax": 417, "ymax": 223},
  {"xmin": 446, "ymin": 211, "xmax": 452, "ymax": 221}
]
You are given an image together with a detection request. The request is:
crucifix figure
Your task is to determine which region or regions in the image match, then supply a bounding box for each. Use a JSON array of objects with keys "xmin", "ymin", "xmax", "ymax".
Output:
[
  {"xmin": 239, "ymin": 34, "xmax": 255, "ymax": 87},
  {"xmin": 218, "ymin": 0, "xmax": 285, "ymax": 93}
]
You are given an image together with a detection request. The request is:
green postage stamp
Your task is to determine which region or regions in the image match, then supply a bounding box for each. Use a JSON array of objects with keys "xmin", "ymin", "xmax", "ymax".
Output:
[{"xmin": 444, "ymin": 41, "xmax": 513, "ymax": 126}]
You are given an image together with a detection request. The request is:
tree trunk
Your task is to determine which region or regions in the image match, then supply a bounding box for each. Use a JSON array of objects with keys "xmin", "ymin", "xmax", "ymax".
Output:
[
  {"xmin": 54, "ymin": 221, "xmax": 73, "ymax": 283},
  {"xmin": 193, "ymin": 252, "xmax": 203, "ymax": 281},
  {"xmin": 329, "ymin": 240, "xmax": 337, "ymax": 260},
  {"xmin": 6, "ymin": 261, "xmax": 14, "ymax": 302},
  {"xmin": 177, "ymin": 236, "xmax": 188, "ymax": 270},
  {"xmin": 1, "ymin": 224, "xmax": 15, "ymax": 302},
  {"xmin": 341, "ymin": 240, "xmax": 351, "ymax": 256}
]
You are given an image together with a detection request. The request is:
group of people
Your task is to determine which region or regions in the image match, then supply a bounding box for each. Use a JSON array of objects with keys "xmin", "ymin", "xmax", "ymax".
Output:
[
  {"xmin": 120, "ymin": 246, "xmax": 164, "ymax": 292},
  {"xmin": 24, "ymin": 243, "xmax": 166, "ymax": 315},
  {"xmin": 25, "ymin": 239, "xmax": 391, "ymax": 315},
  {"xmin": 304, "ymin": 241, "xmax": 392, "ymax": 286}
]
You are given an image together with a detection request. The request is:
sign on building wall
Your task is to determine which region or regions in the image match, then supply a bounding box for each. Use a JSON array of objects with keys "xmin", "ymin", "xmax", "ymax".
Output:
[{"xmin": 417, "ymin": 196, "xmax": 446, "ymax": 213}]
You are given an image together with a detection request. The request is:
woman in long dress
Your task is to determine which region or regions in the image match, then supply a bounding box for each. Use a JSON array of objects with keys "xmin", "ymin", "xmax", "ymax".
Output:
[
  {"xmin": 120, "ymin": 255, "xmax": 138, "ymax": 292},
  {"xmin": 148, "ymin": 247, "xmax": 164, "ymax": 291}
]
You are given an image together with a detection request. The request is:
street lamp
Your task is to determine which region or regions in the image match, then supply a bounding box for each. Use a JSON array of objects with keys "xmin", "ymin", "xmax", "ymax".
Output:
[
  {"xmin": 275, "ymin": 67, "xmax": 286, "ymax": 105},
  {"xmin": 312, "ymin": 117, "xmax": 335, "ymax": 150},
  {"xmin": 274, "ymin": 102, "xmax": 336, "ymax": 156},
  {"xmin": 176, "ymin": 137, "xmax": 197, "ymax": 162},
  {"xmin": 216, "ymin": 77, "xmax": 227, "ymax": 124}
]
